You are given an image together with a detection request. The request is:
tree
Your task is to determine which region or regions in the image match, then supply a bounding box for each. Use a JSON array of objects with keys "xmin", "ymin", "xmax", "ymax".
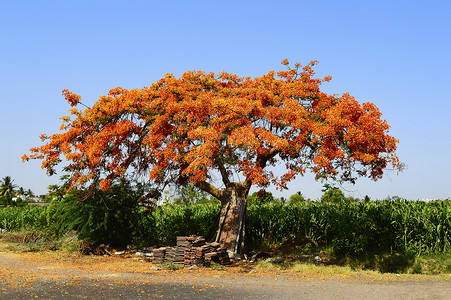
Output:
[
  {"xmin": 321, "ymin": 185, "xmax": 346, "ymax": 203},
  {"xmin": 248, "ymin": 190, "xmax": 278, "ymax": 205},
  {"xmin": 173, "ymin": 184, "xmax": 215, "ymax": 205},
  {"xmin": 18, "ymin": 187, "xmax": 25, "ymax": 196},
  {"xmin": 0, "ymin": 176, "xmax": 18, "ymax": 207},
  {"xmin": 23, "ymin": 59, "xmax": 402, "ymax": 257},
  {"xmin": 26, "ymin": 189, "xmax": 34, "ymax": 197},
  {"xmin": 289, "ymin": 191, "xmax": 306, "ymax": 204}
]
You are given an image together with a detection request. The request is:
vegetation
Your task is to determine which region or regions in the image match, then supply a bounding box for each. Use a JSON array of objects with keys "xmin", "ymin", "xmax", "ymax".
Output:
[
  {"xmin": 1, "ymin": 190, "xmax": 449, "ymax": 256},
  {"xmin": 289, "ymin": 191, "xmax": 306, "ymax": 204},
  {"xmin": 0, "ymin": 205, "xmax": 47, "ymax": 231},
  {"xmin": 1, "ymin": 182, "xmax": 449, "ymax": 274},
  {"xmin": 246, "ymin": 198, "xmax": 451, "ymax": 257},
  {"xmin": 45, "ymin": 182, "xmax": 156, "ymax": 247},
  {"xmin": 0, "ymin": 176, "xmax": 40, "ymax": 207},
  {"xmin": 0, "ymin": 176, "xmax": 18, "ymax": 207},
  {"xmin": 23, "ymin": 60, "xmax": 403, "ymax": 257}
]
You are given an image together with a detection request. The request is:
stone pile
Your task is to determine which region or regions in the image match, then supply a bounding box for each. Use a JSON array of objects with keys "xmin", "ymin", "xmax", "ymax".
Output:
[
  {"xmin": 183, "ymin": 236, "xmax": 206, "ymax": 267},
  {"xmin": 133, "ymin": 235, "xmax": 232, "ymax": 268},
  {"xmin": 174, "ymin": 236, "xmax": 190, "ymax": 265}
]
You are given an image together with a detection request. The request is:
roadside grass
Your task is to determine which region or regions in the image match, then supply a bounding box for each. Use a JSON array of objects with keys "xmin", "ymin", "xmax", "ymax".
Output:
[
  {"xmin": 256, "ymin": 259, "xmax": 383, "ymax": 279},
  {"xmin": 410, "ymin": 253, "xmax": 451, "ymax": 275},
  {"xmin": 0, "ymin": 230, "xmax": 82, "ymax": 253},
  {"xmin": 253, "ymin": 253, "xmax": 451, "ymax": 277}
]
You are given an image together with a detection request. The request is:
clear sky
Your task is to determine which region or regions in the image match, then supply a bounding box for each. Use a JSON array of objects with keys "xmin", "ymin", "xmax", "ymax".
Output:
[{"xmin": 1, "ymin": 1, "xmax": 450, "ymax": 200}]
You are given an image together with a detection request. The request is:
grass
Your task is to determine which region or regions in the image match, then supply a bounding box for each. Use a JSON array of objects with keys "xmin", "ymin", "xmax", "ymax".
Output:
[
  {"xmin": 0, "ymin": 230, "xmax": 82, "ymax": 253},
  {"xmin": 252, "ymin": 252, "xmax": 451, "ymax": 277},
  {"xmin": 410, "ymin": 253, "xmax": 451, "ymax": 275}
]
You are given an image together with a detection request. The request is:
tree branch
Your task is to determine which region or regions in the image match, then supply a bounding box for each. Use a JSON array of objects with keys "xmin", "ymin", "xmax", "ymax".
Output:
[
  {"xmin": 194, "ymin": 181, "xmax": 222, "ymax": 199},
  {"xmin": 241, "ymin": 149, "xmax": 281, "ymax": 196},
  {"xmin": 215, "ymin": 156, "xmax": 231, "ymax": 187},
  {"xmin": 257, "ymin": 148, "xmax": 280, "ymax": 169}
]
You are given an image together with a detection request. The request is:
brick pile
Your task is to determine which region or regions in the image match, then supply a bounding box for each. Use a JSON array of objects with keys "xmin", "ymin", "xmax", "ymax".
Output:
[
  {"xmin": 154, "ymin": 235, "xmax": 232, "ymax": 268},
  {"xmin": 152, "ymin": 247, "xmax": 166, "ymax": 264},
  {"xmin": 165, "ymin": 246, "xmax": 176, "ymax": 262}
]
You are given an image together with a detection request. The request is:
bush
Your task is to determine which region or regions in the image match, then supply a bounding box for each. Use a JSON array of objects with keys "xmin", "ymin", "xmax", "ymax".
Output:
[{"xmin": 45, "ymin": 182, "xmax": 155, "ymax": 247}]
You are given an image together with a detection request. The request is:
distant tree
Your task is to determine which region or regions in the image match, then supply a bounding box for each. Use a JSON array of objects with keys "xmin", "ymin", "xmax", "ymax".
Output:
[
  {"xmin": 248, "ymin": 190, "xmax": 277, "ymax": 205},
  {"xmin": 23, "ymin": 59, "xmax": 402, "ymax": 257},
  {"xmin": 0, "ymin": 176, "xmax": 18, "ymax": 207},
  {"xmin": 289, "ymin": 191, "xmax": 305, "ymax": 204},
  {"xmin": 26, "ymin": 189, "xmax": 34, "ymax": 197},
  {"xmin": 18, "ymin": 187, "xmax": 25, "ymax": 196},
  {"xmin": 384, "ymin": 195, "xmax": 402, "ymax": 201},
  {"xmin": 321, "ymin": 184, "xmax": 346, "ymax": 203},
  {"xmin": 345, "ymin": 195, "xmax": 361, "ymax": 202},
  {"xmin": 173, "ymin": 184, "xmax": 215, "ymax": 205},
  {"xmin": 25, "ymin": 189, "xmax": 36, "ymax": 202}
]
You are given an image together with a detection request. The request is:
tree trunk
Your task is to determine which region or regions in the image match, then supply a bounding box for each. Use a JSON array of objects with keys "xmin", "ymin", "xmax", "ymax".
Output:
[{"xmin": 215, "ymin": 187, "xmax": 247, "ymax": 259}]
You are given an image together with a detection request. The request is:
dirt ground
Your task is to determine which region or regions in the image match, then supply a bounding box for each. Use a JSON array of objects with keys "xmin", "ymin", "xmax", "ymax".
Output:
[{"xmin": 1, "ymin": 249, "xmax": 450, "ymax": 299}]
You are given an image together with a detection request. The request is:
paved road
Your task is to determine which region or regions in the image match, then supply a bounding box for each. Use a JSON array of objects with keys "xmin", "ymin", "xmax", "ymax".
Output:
[
  {"xmin": 1, "ymin": 279, "xmax": 261, "ymax": 299},
  {"xmin": 1, "ymin": 251, "xmax": 450, "ymax": 299},
  {"xmin": 2, "ymin": 272, "xmax": 451, "ymax": 299}
]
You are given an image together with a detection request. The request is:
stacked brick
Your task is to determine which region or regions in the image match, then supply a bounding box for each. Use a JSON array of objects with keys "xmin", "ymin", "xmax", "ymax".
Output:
[
  {"xmin": 183, "ymin": 235, "xmax": 207, "ymax": 267},
  {"xmin": 153, "ymin": 235, "xmax": 232, "ymax": 268},
  {"xmin": 152, "ymin": 247, "xmax": 166, "ymax": 264},
  {"xmin": 174, "ymin": 236, "xmax": 188, "ymax": 265},
  {"xmin": 165, "ymin": 247, "xmax": 176, "ymax": 262},
  {"xmin": 203, "ymin": 243, "xmax": 231, "ymax": 267}
]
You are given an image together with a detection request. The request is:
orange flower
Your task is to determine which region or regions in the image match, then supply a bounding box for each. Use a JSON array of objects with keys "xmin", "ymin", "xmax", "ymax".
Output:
[
  {"xmin": 62, "ymin": 89, "xmax": 81, "ymax": 107},
  {"xmin": 99, "ymin": 179, "xmax": 111, "ymax": 191},
  {"xmin": 24, "ymin": 59, "xmax": 401, "ymax": 194}
]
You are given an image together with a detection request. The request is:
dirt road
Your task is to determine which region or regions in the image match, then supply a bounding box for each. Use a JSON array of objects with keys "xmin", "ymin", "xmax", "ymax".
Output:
[{"xmin": 1, "ymin": 251, "xmax": 450, "ymax": 299}]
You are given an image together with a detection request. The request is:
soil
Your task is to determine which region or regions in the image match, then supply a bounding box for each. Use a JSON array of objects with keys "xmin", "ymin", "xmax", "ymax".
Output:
[{"xmin": 1, "ymin": 249, "xmax": 450, "ymax": 299}]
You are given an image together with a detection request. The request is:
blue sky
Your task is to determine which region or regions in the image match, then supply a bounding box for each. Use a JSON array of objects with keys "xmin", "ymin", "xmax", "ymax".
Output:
[{"xmin": 1, "ymin": 1, "xmax": 450, "ymax": 200}]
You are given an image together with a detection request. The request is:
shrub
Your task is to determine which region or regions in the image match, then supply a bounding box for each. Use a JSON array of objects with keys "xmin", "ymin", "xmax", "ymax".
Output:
[{"xmin": 45, "ymin": 182, "xmax": 155, "ymax": 247}]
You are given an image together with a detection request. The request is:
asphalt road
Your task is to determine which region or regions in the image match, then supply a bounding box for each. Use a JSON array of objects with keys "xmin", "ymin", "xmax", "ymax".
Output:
[
  {"xmin": 2, "ymin": 272, "xmax": 451, "ymax": 299},
  {"xmin": 1, "ymin": 250, "xmax": 450, "ymax": 299}
]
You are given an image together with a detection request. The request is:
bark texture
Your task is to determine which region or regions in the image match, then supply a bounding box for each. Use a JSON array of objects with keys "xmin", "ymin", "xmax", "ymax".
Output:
[{"xmin": 215, "ymin": 187, "xmax": 247, "ymax": 258}]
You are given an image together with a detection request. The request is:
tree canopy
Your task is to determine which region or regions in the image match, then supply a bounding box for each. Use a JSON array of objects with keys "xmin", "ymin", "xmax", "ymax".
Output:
[
  {"xmin": 23, "ymin": 60, "xmax": 401, "ymax": 198},
  {"xmin": 23, "ymin": 60, "xmax": 402, "ymax": 256}
]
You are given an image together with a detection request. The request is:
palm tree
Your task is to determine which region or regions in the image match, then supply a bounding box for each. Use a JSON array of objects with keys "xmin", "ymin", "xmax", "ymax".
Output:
[
  {"xmin": 18, "ymin": 186, "xmax": 25, "ymax": 196},
  {"xmin": 0, "ymin": 176, "xmax": 18, "ymax": 207},
  {"xmin": 27, "ymin": 188, "xmax": 35, "ymax": 198}
]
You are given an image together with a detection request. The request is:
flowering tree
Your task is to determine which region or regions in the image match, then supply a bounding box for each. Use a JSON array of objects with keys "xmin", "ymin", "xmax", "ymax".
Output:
[{"xmin": 23, "ymin": 60, "xmax": 402, "ymax": 257}]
